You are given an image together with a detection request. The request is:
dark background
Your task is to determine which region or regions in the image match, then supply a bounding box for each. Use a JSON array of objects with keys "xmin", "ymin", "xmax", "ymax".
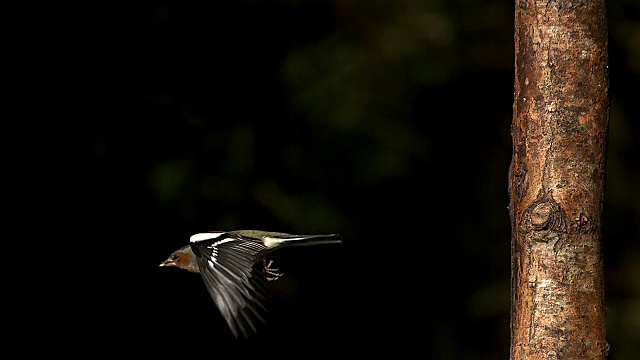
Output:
[{"xmin": 21, "ymin": 0, "xmax": 638, "ymax": 358}]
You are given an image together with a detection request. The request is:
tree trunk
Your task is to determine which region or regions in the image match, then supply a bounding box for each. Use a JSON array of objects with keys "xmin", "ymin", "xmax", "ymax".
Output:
[{"xmin": 509, "ymin": 0, "xmax": 610, "ymax": 359}]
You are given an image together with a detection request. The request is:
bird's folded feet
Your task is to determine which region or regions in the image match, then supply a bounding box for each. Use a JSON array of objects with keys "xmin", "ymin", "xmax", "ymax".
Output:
[{"xmin": 265, "ymin": 258, "xmax": 283, "ymax": 281}]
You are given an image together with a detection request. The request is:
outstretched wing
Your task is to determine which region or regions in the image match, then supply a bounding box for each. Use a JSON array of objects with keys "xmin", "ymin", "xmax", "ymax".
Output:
[{"xmin": 191, "ymin": 237, "xmax": 269, "ymax": 338}]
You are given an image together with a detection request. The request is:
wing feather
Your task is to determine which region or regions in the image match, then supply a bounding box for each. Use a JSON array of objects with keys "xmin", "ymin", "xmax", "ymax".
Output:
[{"xmin": 191, "ymin": 238, "xmax": 269, "ymax": 337}]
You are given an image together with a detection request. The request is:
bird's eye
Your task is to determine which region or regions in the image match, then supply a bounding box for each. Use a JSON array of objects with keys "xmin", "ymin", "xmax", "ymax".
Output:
[{"xmin": 170, "ymin": 254, "xmax": 179, "ymax": 260}]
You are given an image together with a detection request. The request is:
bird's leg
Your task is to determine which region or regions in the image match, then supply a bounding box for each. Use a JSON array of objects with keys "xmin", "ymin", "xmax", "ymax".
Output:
[{"xmin": 264, "ymin": 258, "xmax": 283, "ymax": 281}]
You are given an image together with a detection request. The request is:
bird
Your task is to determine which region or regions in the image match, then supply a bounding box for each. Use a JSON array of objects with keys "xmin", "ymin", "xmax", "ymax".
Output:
[{"xmin": 159, "ymin": 230, "xmax": 342, "ymax": 338}]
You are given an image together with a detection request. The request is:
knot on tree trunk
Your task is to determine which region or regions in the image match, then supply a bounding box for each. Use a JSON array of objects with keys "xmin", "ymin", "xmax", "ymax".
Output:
[{"xmin": 519, "ymin": 190, "xmax": 568, "ymax": 245}]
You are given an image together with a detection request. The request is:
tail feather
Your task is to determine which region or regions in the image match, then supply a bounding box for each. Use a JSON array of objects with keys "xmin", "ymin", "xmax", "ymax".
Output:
[{"xmin": 263, "ymin": 233, "xmax": 342, "ymax": 248}]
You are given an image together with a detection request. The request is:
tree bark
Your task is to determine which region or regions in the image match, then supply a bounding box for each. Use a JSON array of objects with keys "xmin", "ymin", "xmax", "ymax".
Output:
[{"xmin": 509, "ymin": 0, "xmax": 610, "ymax": 359}]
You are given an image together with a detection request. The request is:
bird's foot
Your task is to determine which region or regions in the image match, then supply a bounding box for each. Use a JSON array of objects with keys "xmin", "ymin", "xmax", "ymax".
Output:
[{"xmin": 265, "ymin": 259, "xmax": 283, "ymax": 281}]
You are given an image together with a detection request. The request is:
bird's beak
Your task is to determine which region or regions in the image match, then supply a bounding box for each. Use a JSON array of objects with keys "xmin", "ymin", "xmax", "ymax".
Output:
[{"xmin": 159, "ymin": 259, "xmax": 174, "ymax": 267}]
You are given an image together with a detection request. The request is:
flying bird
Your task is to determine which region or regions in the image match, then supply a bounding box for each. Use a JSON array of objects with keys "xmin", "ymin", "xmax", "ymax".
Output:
[{"xmin": 159, "ymin": 230, "xmax": 342, "ymax": 338}]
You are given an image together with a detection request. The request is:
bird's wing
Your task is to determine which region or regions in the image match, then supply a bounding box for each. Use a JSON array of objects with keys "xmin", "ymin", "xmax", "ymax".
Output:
[{"xmin": 191, "ymin": 238, "xmax": 269, "ymax": 338}]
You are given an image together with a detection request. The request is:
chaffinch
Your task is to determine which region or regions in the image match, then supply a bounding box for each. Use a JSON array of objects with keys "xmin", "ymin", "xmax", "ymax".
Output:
[{"xmin": 159, "ymin": 230, "xmax": 342, "ymax": 338}]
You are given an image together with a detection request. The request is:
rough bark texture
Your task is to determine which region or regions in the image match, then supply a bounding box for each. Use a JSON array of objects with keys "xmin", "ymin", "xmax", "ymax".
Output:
[{"xmin": 509, "ymin": 0, "xmax": 609, "ymax": 359}]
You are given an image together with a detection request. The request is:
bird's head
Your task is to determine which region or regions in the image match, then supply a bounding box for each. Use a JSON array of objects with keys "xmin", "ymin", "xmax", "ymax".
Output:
[{"xmin": 159, "ymin": 245, "xmax": 200, "ymax": 273}]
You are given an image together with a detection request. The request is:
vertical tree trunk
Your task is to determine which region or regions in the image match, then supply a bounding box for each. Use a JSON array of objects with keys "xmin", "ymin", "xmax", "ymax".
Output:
[{"xmin": 509, "ymin": 0, "xmax": 610, "ymax": 359}]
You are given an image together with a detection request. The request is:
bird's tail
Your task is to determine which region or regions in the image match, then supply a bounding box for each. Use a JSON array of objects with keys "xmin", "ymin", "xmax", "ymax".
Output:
[{"xmin": 263, "ymin": 233, "xmax": 342, "ymax": 248}]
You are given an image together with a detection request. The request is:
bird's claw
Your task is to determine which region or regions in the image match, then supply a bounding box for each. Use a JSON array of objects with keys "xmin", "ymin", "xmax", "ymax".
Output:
[{"xmin": 265, "ymin": 259, "xmax": 283, "ymax": 281}]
